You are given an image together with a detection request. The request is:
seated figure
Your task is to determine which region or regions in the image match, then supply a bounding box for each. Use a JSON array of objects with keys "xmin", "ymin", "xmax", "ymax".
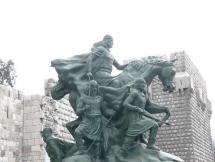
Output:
[{"xmin": 41, "ymin": 128, "xmax": 77, "ymax": 162}]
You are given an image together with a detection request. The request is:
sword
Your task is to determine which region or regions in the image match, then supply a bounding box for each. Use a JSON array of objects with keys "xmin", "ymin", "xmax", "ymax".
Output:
[{"xmin": 139, "ymin": 111, "xmax": 171, "ymax": 126}]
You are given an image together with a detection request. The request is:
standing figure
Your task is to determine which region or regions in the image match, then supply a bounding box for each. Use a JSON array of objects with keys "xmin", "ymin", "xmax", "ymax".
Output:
[
  {"xmin": 120, "ymin": 79, "xmax": 160, "ymax": 156},
  {"xmin": 73, "ymin": 80, "xmax": 103, "ymax": 157}
]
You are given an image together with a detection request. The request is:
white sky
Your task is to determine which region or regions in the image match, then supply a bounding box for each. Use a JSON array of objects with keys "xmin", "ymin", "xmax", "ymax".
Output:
[{"xmin": 0, "ymin": 0, "xmax": 215, "ymax": 138}]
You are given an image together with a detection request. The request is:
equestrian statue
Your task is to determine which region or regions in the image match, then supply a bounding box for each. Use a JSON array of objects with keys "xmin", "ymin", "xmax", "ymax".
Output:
[{"xmin": 41, "ymin": 35, "xmax": 184, "ymax": 162}]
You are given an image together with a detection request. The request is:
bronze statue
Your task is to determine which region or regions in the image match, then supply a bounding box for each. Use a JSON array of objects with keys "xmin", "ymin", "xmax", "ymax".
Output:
[{"xmin": 45, "ymin": 35, "xmax": 184, "ymax": 162}]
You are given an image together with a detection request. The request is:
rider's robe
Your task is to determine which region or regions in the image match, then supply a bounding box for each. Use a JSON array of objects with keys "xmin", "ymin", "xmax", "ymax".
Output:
[{"xmin": 51, "ymin": 49, "xmax": 115, "ymax": 88}]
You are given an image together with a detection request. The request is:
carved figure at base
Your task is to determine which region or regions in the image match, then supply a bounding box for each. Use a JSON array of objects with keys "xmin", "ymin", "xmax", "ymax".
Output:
[
  {"xmin": 119, "ymin": 79, "xmax": 160, "ymax": 157},
  {"xmin": 41, "ymin": 128, "xmax": 77, "ymax": 162},
  {"xmin": 73, "ymin": 80, "xmax": 103, "ymax": 158}
]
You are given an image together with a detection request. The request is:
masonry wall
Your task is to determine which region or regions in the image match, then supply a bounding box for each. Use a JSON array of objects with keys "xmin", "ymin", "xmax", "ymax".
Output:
[
  {"xmin": 151, "ymin": 78, "xmax": 193, "ymax": 161},
  {"xmin": 21, "ymin": 94, "xmax": 74, "ymax": 162},
  {"xmin": 150, "ymin": 52, "xmax": 214, "ymax": 162},
  {"xmin": 22, "ymin": 95, "xmax": 45, "ymax": 162},
  {"xmin": 0, "ymin": 85, "xmax": 24, "ymax": 162},
  {"xmin": 171, "ymin": 52, "xmax": 214, "ymax": 162},
  {"xmin": 40, "ymin": 96, "xmax": 75, "ymax": 142},
  {"xmin": 0, "ymin": 52, "xmax": 214, "ymax": 162}
]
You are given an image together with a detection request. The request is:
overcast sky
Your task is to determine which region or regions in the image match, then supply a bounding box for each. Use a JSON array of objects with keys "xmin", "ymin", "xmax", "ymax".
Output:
[{"xmin": 0, "ymin": 0, "xmax": 215, "ymax": 138}]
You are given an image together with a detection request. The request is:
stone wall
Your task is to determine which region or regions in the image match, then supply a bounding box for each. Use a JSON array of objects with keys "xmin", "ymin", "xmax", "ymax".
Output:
[
  {"xmin": 0, "ymin": 51, "xmax": 214, "ymax": 162},
  {"xmin": 150, "ymin": 52, "xmax": 214, "ymax": 162},
  {"xmin": 40, "ymin": 96, "xmax": 75, "ymax": 142},
  {"xmin": 0, "ymin": 85, "xmax": 24, "ymax": 162},
  {"xmin": 172, "ymin": 52, "xmax": 214, "ymax": 162},
  {"xmin": 151, "ymin": 77, "xmax": 193, "ymax": 161},
  {"xmin": 21, "ymin": 94, "xmax": 75, "ymax": 162},
  {"xmin": 22, "ymin": 95, "xmax": 45, "ymax": 162},
  {"xmin": 0, "ymin": 83, "xmax": 75, "ymax": 162},
  {"xmin": 213, "ymin": 139, "xmax": 215, "ymax": 161}
]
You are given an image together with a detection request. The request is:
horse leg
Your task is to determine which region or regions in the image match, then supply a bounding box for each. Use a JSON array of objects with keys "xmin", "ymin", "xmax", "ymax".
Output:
[{"xmin": 145, "ymin": 102, "xmax": 170, "ymax": 123}]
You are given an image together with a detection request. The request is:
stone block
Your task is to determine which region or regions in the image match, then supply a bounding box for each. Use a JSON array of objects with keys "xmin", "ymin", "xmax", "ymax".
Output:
[
  {"xmin": 31, "ymin": 145, "xmax": 42, "ymax": 152},
  {"xmin": 23, "ymin": 132, "xmax": 32, "ymax": 140}
]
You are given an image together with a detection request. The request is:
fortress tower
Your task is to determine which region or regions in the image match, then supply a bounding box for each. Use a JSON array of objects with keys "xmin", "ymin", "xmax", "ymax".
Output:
[{"xmin": 150, "ymin": 51, "xmax": 214, "ymax": 162}]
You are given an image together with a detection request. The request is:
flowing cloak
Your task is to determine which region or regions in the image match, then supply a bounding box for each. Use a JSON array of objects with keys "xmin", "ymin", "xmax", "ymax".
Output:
[
  {"xmin": 51, "ymin": 51, "xmax": 128, "ymax": 114},
  {"xmin": 51, "ymin": 51, "xmax": 116, "ymax": 90},
  {"xmin": 51, "ymin": 53, "xmax": 91, "ymax": 88}
]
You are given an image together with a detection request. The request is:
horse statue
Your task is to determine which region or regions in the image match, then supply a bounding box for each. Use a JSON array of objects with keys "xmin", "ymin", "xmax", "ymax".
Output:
[
  {"xmin": 51, "ymin": 57, "xmax": 176, "ymax": 112},
  {"xmin": 46, "ymin": 33, "xmax": 185, "ymax": 161},
  {"xmin": 51, "ymin": 56, "xmax": 176, "ymax": 142},
  {"xmin": 101, "ymin": 57, "xmax": 176, "ymax": 121}
]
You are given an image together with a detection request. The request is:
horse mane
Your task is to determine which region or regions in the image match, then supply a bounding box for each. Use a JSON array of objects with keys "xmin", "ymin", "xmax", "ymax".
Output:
[{"xmin": 125, "ymin": 56, "xmax": 173, "ymax": 72}]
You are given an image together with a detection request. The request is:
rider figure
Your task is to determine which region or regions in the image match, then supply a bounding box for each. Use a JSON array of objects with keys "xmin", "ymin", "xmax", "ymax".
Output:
[{"xmin": 87, "ymin": 35, "xmax": 127, "ymax": 85}]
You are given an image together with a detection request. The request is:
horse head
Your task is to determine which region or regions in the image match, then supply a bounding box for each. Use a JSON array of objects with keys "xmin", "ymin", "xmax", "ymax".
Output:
[
  {"xmin": 158, "ymin": 59, "xmax": 176, "ymax": 92},
  {"xmin": 123, "ymin": 57, "xmax": 176, "ymax": 93}
]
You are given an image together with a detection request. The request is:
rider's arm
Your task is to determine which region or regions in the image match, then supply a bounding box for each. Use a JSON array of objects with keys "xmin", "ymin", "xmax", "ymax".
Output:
[
  {"xmin": 113, "ymin": 59, "xmax": 128, "ymax": 70},
  {"xmin": 123, "ymin": 92, "xmax": 142, "ymax": 112}
]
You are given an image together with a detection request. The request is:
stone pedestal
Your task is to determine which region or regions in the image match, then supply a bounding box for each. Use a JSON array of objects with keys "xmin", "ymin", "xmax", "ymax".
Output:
[{"xmin": 63, "ymin": 144, "xmax": 184, "ymax": 162}]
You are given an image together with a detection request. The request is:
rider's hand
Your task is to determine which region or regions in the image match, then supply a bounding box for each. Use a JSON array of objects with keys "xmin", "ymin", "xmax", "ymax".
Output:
[
  {"xmin": 87, "ymin": 72, "xmax": 93, "ymax": 78},
  {"xmin": 136, "ymin": 107, "xmax": 143, "ymax": 113}
]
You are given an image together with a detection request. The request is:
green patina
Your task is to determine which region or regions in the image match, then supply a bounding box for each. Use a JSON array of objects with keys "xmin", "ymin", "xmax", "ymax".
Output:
[{"xmin": 41, "ymin": 35, "xmax": 184, "ymax": 162}]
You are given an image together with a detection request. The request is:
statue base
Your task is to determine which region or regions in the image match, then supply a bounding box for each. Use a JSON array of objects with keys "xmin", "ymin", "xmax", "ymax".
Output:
[{"xmin": 63, "ymin": 144, "xmax": 184, "ymax": 162}]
